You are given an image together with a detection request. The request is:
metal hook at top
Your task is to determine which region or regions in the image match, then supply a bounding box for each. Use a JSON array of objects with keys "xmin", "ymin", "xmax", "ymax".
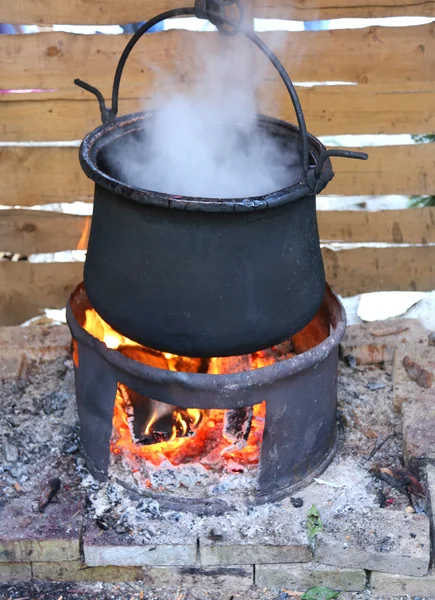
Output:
[
  {"xmin": 194, "ymin": 0, "xmax": 245, "ymax": 36},
  {"xmin": 74, "ymin": 78, "xmax": 115, "ymax": 123},
  {"xmin": 307, "ymin": 148, "xmax": 369, "ymax": 194}
]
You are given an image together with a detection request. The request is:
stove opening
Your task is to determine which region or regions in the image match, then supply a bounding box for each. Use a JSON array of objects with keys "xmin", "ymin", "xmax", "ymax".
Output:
[{"xmin": 112, "ymin": 384, "xmax": 266, "ymax": 472}]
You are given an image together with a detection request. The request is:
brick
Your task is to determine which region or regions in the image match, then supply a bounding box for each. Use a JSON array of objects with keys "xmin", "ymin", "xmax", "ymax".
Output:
[
  {"xmin": 255, "ymin": 563, "xmax": 366, "ymax": 591},
  {"xmin": 0, "ymin": 324, "xmax": 71, "ymax": 360},
  {"xmin": 201, "ymin": 544, "xmax": 311, "ymax": 567},
  {"xmin": 0, "ymin": 538, "xmax": 80, "ymax": 564},
  {"xmin": 32, "ymin": 561, "xmax": 253, "ymax": 589},
  {"xmin": 393, "ymin": 342, "xmax": 435, "ymax": 412},
  {"xmin": 0, "ymin": 349, "xmax": 25, "ymax": 381},
  {"xmin": 0, "ymin": 500, "xmax": 82, "ymax": 563},
  {"xmin": 84, "ymin": 544, "xmax": 197, "ymax": 567},
  {"xmin": 32, "ymin": 561, "xmax": 144, "ymax": 582},
  {"xmin": 402, "ymin": 391, "xmax": 435, "ymax": 472},
  {"xmin": 371, "ymin": 569, "xmax": 435, "ymax": 596},
  {"xmin": 200, "ymin": 511, "xmax": 311, "ymax": 567},
  {"xmin": 142, "ymin": 565, "xmax": 253, "ymax": 590},
  {"xmin": 0, "ymin": 562, "xmax": 32, "ymax": 582},
  {"xmin": 427, "ymin": 464, "xmax": 435, "ymax": 554},
  {"xmin": 340, "ymin": 319, "xmax": 427, "ymax": 366},
  {"xmin": 314, "ymin": 509, "xmax": 430, "ymax": 577},
  {"xmin": 84, "ymin": 523, "xmax": 196, "ymax": 567}
]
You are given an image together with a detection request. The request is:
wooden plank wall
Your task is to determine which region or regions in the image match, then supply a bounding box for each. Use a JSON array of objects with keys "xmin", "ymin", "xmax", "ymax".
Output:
[{"xmin": 1, "ymin": 0, "xmax": 435, "ymax": 324}]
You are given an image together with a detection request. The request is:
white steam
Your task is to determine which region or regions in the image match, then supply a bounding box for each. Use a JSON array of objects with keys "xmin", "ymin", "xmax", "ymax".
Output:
[{"xmin": 110, "ymin": 33, "xmax": 296, "ymax": 199}]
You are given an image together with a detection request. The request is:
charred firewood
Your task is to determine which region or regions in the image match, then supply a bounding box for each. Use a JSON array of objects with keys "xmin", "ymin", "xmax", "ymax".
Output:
[
  {"xmin": 38, "ymin": 477, "xmax": 61, "ymax": 512},
  {"xmin": 223, "ymin": 406, "xmax": 253, "ymax": 448},
  {"xmin": 371, "ymin": 464, "xmax": 425, "ymax": 511},
  {"xmin": 120, "ymin": 386, "xmax": 178, "ymax": 443}
]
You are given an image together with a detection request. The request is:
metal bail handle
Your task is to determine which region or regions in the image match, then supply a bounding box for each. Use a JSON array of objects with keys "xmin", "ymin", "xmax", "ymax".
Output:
[
  {"xmin": 306, "ymin": 148, "xmax": 369, "ymax": 194},
  {"xmin": 74, "ymin": 2, "xmax": 312, "ymax": 171}
]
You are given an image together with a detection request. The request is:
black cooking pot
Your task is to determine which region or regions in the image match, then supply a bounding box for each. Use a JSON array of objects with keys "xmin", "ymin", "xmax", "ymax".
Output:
[{"xmin": 75, "ymin": 4, "xmax": 367, "ymax": 358}]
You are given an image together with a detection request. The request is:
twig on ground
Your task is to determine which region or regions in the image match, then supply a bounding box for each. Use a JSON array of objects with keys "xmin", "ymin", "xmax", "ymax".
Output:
[{"xmin": 365, "ymin": 432, "xmax": 395, "ymax": 462}]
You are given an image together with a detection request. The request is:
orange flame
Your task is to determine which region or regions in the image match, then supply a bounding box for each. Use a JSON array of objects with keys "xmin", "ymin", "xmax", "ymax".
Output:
[
  {"xmin": 144, "ymin": 410, "xmax": 158, "ymax": 436},
  {"xmin": 77, "ymin": 216, "xmax": 91, "ymax": 251}
]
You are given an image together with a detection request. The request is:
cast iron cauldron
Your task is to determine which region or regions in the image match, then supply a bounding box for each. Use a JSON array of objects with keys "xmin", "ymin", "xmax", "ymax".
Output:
[{"xmin": 75, "ymin": 2, "xmax": 367, "ymax": 358}]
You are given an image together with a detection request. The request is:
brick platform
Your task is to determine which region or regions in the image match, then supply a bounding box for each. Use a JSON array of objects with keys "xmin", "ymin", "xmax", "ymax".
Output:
[{"xmin": 1, "ymin": 319, "xmax": 435, "ymax": 597}]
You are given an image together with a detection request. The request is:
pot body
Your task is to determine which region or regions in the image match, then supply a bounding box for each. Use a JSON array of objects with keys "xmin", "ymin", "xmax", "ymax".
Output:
[{"xmin": 84, "ymin": 182, "xmax": 325, "ymax": 357}]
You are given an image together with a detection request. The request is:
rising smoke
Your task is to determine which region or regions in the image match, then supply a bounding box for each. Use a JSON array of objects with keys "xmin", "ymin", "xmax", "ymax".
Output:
[{"xmin": 110, "ymin": 31, "xmax": 296, "ymax": 199}]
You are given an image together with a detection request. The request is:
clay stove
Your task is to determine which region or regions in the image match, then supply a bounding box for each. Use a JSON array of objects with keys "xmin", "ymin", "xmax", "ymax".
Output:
[{"xmin": 67, "ymin": 283, "xmax": 345, "ymax": 512}]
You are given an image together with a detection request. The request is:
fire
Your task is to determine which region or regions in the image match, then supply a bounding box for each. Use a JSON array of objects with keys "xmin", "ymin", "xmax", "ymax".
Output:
[
  {"xmin": 77, "ymin": 216, "xmax": 91, "ymax": 251},
  {"xmin": 79, "ymin": 302, "xmax": 325, "ymax": 477},
  {"xmin": 111, "ymin": 386, "xmax": 266, "ymax": 471}
]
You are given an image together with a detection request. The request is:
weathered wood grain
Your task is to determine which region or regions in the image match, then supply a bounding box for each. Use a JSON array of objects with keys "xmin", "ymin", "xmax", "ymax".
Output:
[
  {"xmin": 0, "ymin": 261, "xmax": 83, "ymax": 326},
  {"xmin": 254, "ymin": 0, "xmax": 435, "ymax": 20},
  {"xmin": 2, "ymin": 25, "xmax": 434, "ymax": 94},
  {"xmin": 0, "ymin": 210, "xmax": 88, "ymax": 254},
  {"xmin": 1, "ymin": 144, "xmax": 434, "ymax": 207},
  {"xmin": 2, "ymin": 82, "xmax": 435, "ymax": 141},
  {"xmin": 0, "ymin": 146, "xmax": 90, "ymax": 206},
  {"xmin": 318, "ymin": 208, "xmax": 435, "ymax": 244},
  {"xmin": 2, "ymin": 0, "xmax": 435, "ymax": 24},
  {"xmin": 1, "ymin": 207, "xmax": 434, "ymax": 254},
  {"xmin": 323, "ymin": 245, "xmax": 435, "ymax": 297},
  {"xmin": 1, "ymin": 245, "xmax": 434, "ymax": 324},
  {"xmin": 326, "ymin": 143, "xmax": 435, "ymax": 197},
  {"xmin": 259, "ymin": 81, "xmax": 435, "ymax": 137}
]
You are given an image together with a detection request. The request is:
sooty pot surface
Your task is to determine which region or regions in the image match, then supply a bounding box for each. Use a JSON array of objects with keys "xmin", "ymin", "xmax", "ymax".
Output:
[{"xmin": 82, "ymin": 112, "xmax": 328, "ymax": 357}]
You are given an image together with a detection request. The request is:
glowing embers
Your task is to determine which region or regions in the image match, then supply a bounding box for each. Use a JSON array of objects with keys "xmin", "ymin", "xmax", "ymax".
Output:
[
  {"xmin": 117, "ymin": 386, "xmax": 202, "ymax": 446},
  {"xmin": 80, "ymin": 302, "xmax": 302, "ymax": 374},
  {"xmin": 111, "ymin": 384, "xmax": 266, "ymax": 472}
]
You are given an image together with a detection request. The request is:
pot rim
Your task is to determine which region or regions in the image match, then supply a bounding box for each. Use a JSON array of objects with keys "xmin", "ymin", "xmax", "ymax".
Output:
[{"xmin": 79, "ymin": 110, "xmax": 334, "ymax": 213}]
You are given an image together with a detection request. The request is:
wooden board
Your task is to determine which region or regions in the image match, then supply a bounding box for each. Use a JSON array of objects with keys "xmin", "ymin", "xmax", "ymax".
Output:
[
  {"xmin": 258, "ymin": 81, "xmax": 435, "ymax": 137},
  {"xmin": 1, "ymin": 244, "xmax": 434, "ymax": 324},
  {"xmin": 2, "ymin": 25, "xmax": 434, "ymax": 94},
  {"xmin": 318, "ymin": 208, "xmax": 435, "ymax": 245},
  {"xmin": 254, "ymin": 0, "xmax": 435, "ymax": 20},
  {"xmin": 2, "ymin": 0, "xmax": 435, "ymax": 24},
  {"xmin": 0, "ymin": 146, "xmax": 91, "ymax": 206},
  {"xmin": 1, "ymin": 206, "xmax": 435, "ymax": 254},
  {"xmin": 0, "ymin": 210, "xmax": 89, "ymax": 254},
  {"xmin": 1, "ymin": 144, "xmax": 434, "ymax": 207},
  {"xmin": 0, "ymin": 261, "xmax": 83, "ymax": 326},
  {"xmin": 3, "ymin": 82, "xmax": 435, "ymax": 142},
  {"xmin": 323, "ymin": 245, "xmax": 435, "ymax": 297},
  {"xmin": 326, "ymin": 143, "xmax": 435, "ymax": 197}
]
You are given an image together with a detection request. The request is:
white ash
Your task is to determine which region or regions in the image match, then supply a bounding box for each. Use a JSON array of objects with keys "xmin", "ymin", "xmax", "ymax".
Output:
[
  {"xmin": 0, "ymin": 355, "xmax": 79, "ymax": 501},
  {"xmin": 109, "ymin": 447, "xmax": 260, "ymax": 508},
  {"xmin": 82, "ymin": 455, "xmax": 379, "ymax": 546}
]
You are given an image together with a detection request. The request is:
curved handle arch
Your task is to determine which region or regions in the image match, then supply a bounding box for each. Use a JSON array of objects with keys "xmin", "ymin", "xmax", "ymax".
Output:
[{"xmin": 75, "ymin": 5, "xmax": 310, "ymax": 171}]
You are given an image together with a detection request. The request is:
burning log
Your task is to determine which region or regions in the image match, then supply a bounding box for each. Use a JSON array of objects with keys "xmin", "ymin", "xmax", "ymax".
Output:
[
  {"xmin": 118, "ymin": 385, "xmax": 202, "ymax": 445},
  {"xmin": 38, "ymin": 477, "xmax": 61, "ymax": 512},
  {"xmin": 208, "ymin": 355, "xmax": 254, "ymax": 449},
  {"xmin": 223, "ymin": 406, "xmax": 253, "ymax": 449}
]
